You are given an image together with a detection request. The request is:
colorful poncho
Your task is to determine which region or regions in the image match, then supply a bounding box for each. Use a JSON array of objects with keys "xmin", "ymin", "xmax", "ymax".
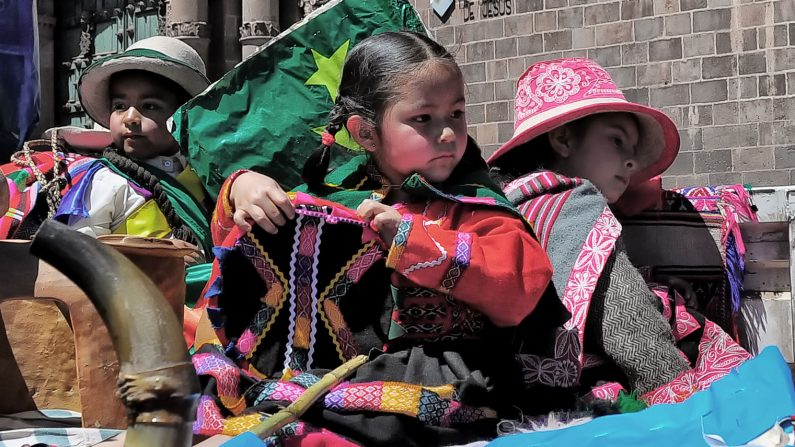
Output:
[
  {"xmin": 1, "ymin": 151, "xmax": 94, "ymax": 238},
  {"xmin": 0, "ymin": 150, "xmax": 211, "ymax": 252},
  {"xmin": 189, "ymin": 146, "xmax": 561, "ymax": 445},
  {"xmin": 504, "ymin": 171, "xmax": 750, "ymax": 406}
]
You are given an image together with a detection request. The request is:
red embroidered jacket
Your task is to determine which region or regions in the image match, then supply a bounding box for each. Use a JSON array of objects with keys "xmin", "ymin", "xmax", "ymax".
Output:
[{"xmin": 212, "ymin": 173, "xmax": 552, "ymax": 333}]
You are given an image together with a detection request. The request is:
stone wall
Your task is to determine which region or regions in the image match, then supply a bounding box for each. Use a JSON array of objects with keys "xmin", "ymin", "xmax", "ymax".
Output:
[{"xmin": 410, "ymin": 0, "xmax": 795, "ymax": 188}]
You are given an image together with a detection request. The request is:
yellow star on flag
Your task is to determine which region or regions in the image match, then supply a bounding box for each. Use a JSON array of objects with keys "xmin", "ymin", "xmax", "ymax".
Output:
[
  {"xmin": 305, "ymin": 40, "xmax": 350, "ymax": 101},
  {"xmin": 306, "ymin": 40, "xmax": 361, "ymax": 151}
]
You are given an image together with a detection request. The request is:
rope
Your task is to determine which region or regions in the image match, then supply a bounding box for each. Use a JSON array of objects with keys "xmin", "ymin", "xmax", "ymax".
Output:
[{"xmin": 11, "ymin": 130, "xmax": 64, "ymax": 218}]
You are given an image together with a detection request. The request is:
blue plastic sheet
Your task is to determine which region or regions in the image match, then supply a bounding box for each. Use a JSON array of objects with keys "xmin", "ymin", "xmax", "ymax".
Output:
[{"xmin": 488, "ymin": 347, "xmax": 795, "ymax": 447}]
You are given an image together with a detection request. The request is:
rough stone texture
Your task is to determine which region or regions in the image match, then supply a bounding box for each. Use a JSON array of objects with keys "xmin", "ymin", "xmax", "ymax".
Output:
[
  {"xmin": 589, "ymin": 45, "xmax": 622, "ymax": 66},
  {"xmin": 716, "ymin": 31, "xmax": 733, "ymax": 54},
  {"xmin": 759, "ymin": 74, "xmax": 787, "ymax": 97},
  {"xmin": 595, "ymin": 22, "xmax": 633, "ymax": 45},
  {"xmin": 691, "ymin": 79, "xmax": 728, "ymax": 103},
  {"xmin": 535, "ymin": 10, "xmax": 558, "ymax": 32},
  {"xmin": 683, "ymin": 32, "xmax": 716, "ymax": 57},
  {"xmin": 681, "ymin": 0, "xmax": 707, "ymax": 11},
  {"xmin": 742, "ymin": 28, "xmax": 758, "ymax": 52},
  {"xmin": 635, "ymin": 17, "xmax": 665, "ymax": 40},
  {"xmin": 649, "ymin": 37, "xmax": 683, "ymax": 61},
  {"xmin": 740, "ymin": 76, "xmax": 759, "ymax": 99},
  {"xmin": 572, "ymin": 27, "xmax": 596, "ymax": 48},
  {"xmin": 461, "ymin": 63, "xmax": 487, "ymax": 83},
  {"xmin": 622, "ymin": 0, "xmax": 655, "ymax": 20},
  {"xmin": 775, "ymin": 146, "xmax": 795, "ymax": 169},
  {"xmin": 651, "ymin": 84, "xmax": 690, "ymax": 106},
  {"xmin": 734, "ymin": 146, "xmax": 775, "ymax": 171},
  {"xmin": 517, "ymin": 35, "xmax": 544, "ymax": 55},
  {"xmin": 466, "ymin": 41, "xmax": 495, "ymax": 63},
  {"xmin": 544, "ymin": 30, "xmax": 573, "ymax": 51},
  {"xmin": 695, "ymin": 149, "xmax": 733, "ymax": 173},
  {"xmin": 2, "ymin": 302, "xmax": 80, "ymax": 412},
  {"xmin": 584, "ymin": 2, "xmax": 621, "ymax": 26},
  {"xmin": 559, "ymin": 7, "xmax": 584, "ymax": 28},
  {"xmin": 673, "ymin": 58, "xmax": 701, "ymax": 82},
  {"xmin": 665, "ymin": 13, "xmax": 692, "ymax": 35},
  {"xmin": 411, "ymin": 0, "xmax": 795, "ymax": 186},
  {"xmin": 667, "ymin": 152, "xmax": 694, "ymax": 174},
  {"xmin": 714, "ymin": 102, "xmax": 740, "ymax": 125},
  {"xmin": 623, "ymin": 42, "xmax": 649, "ymax": 64},
  {"xmin": 739, "ymin": 52, "xmax": 768, "ymax": 75},
  {"xmin": 638, "ymin": 61, "xmax": 672, "ymax": 86},
  {"xmin": 693, "ymin": 8, "xmax": 732, "ymax": 32}
]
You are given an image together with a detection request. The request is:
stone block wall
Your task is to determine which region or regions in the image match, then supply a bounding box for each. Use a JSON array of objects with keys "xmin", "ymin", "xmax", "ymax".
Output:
[{"xmin": 410, "ymin": 0, "xmax": 795, "ymax": 188}]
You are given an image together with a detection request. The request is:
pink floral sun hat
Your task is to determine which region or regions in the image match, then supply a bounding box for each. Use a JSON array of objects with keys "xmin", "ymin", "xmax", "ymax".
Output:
[{"xmin": 487, "ymin": 58, "xmax": 680, "ymax": 185}]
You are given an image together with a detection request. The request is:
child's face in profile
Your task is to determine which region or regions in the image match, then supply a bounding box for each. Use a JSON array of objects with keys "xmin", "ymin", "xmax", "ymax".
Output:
[
  {"xmin": 369, "ymin": 64, "xmax": 467, "ymax": 185},
  {"xmin": 557, "ymin": 113, "xmax": 640, "ymax": 203},
  {"xmin": 108, "ymin": 71, "xmax": 183, "ymax": 160}
]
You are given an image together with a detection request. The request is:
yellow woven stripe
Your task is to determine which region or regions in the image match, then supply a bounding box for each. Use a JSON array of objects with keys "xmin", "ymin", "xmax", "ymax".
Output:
[
  {"xmin": 217, "ymin": 177, "xmax": 234, "ymax": 222},
  {"xmin": 425, "ymin": 384, "xmax": 455, "ymax": 399},
  {"xmin": 221, "ymin": 412, "xmax": 264, "ymax": 436},
  {"xmin": 380, "ymin": 382, "xmax": 422, "ymax": 416},
  {"xmin": 244, "ymin": 232, "xmax": 290, "ymax": 361},
  {"xmin": 220, "ymin": 395, "xmax": 248, "ymax": 415},
  {"xmin": 317, "ymin": 241, "xmax": 379, "ymax": 362},
  {"xmin": 385, "ymin": 245, "xmax": 404, "ymax": 269},
  {"xmin": 295, "ymin": 316, "xmax": 312, "ymax": 349}
]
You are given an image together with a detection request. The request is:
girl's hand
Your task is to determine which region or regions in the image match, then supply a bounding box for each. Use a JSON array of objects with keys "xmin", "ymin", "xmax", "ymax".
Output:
[
  {"xmin": 229, "ymin": 172, "xmax": 295, "ymax": 234},
  {"xmin": 357, "ymin": 199, "xmax": 401, "ymax": 246}
]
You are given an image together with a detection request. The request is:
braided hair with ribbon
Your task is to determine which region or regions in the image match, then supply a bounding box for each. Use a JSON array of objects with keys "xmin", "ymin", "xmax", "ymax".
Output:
[{"xmin": 301, "ymin": 31, "xmax": 462, "ymax": 189}]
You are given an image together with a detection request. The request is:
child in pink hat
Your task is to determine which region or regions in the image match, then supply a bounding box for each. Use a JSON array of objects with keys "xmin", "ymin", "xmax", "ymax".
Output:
[{"xmin": 488, "ymin": 58, "xmax": 749, "ymax": 405}]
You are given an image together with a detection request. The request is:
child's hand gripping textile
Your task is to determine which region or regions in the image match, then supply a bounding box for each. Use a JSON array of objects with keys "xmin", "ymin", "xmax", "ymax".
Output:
[{"xmin": 190, "ymin": 193, "xmax": 522, "ymax": 445}]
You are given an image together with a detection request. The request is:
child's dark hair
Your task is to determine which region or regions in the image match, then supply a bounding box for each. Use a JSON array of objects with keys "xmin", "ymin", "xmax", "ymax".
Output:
[
  {"xmin": 489, "ymin": 112, "xmax": 640, "ymax": 186},
  {"xmin": 101, "ymin": 148, "xmax": 201, "ymax": 247},
  {"xmin": 489, "ymin": 119, "xmax": 591, "ymax": 186},
  {"xmin": 302, "ymin": 31, "xmax": 462, "ymax": 189}
]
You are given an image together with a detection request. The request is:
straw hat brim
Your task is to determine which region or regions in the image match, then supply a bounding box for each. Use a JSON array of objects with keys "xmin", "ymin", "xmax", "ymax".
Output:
[
  {"xmin": 78, "ymin": 55, "xmax": 210, "ymax": 129},
  {"xmin": 487, "ymin": 98, "xmax": 680, "ymax": 186}
]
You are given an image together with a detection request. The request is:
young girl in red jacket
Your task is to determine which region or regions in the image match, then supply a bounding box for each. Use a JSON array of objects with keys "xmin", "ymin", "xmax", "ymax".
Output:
[{"xmin": 190, "ymin": 32, "xmax": 561, "ymax": 446}]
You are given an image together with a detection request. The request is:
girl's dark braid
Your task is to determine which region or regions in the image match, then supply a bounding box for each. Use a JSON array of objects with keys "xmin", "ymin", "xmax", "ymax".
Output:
[
  {"xmin": 301, "ymin": 31, "xmax": 461, "ymax": 190},
  {"xmin": 102, "ymin": 148, "xmax": 200, "ymax": 247},
  {"xmin": 301, "ymin": 104, "xmax": 348, "ymax": 189}
]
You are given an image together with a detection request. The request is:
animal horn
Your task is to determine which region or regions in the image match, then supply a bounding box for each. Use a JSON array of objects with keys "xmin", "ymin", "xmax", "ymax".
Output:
[{"xmin": 31, "ymin": 220, "xmax": 199, "ymax": 447}]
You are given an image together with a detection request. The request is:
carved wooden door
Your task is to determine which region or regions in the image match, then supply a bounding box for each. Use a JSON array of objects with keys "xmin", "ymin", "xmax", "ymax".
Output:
[{"xmin": 56, "ymin": 0, "xmax": 165, "ymax": 128}]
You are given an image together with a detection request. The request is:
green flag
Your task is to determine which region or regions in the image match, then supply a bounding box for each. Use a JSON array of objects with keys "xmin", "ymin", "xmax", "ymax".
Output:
[{"xmin": 172, "ymin": 0, "xmax": 425, "ymax": 199}]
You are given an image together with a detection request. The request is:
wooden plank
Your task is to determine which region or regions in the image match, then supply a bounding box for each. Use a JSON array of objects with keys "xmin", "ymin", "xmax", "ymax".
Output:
[
  {"xmin": 740, "ymin": 221, "xmax": 791, "ymax": 291},
  {"xmin": 740, "ymin": 221, "xmax": 789, "ymax": 243},
  {"xmin": 745, "ymin": 241, "xmax": 790, "ymax": 264},
  {"xmin": 744, "ymin": 266, "xmax": 791, "ymax": 292}
]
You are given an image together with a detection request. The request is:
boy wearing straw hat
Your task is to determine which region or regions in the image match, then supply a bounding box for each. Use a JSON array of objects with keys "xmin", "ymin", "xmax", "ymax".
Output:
[
  {"xmin": 488, "ymin": 58, "xmax": 750, "ymax": 406},
  {"xmin": 1, "ymin": 36, "xmax": 212, "ymax": 253}
]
